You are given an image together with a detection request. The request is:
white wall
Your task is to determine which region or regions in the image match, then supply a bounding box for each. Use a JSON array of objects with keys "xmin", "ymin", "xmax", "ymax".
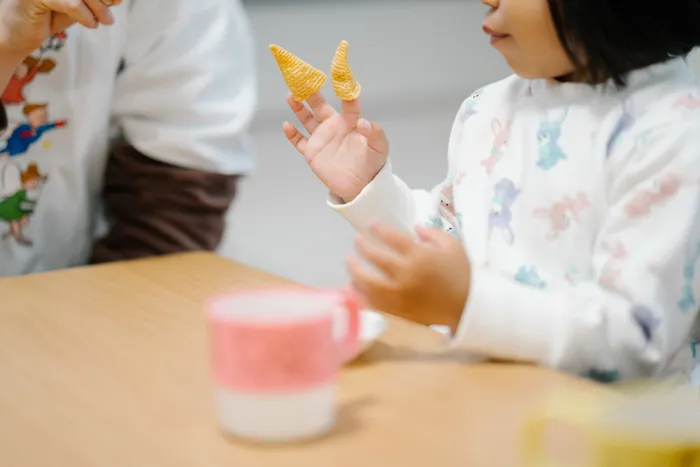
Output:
[{"xmin": 220, "ymin": 1, "xmax": 700, "ymax": 287}]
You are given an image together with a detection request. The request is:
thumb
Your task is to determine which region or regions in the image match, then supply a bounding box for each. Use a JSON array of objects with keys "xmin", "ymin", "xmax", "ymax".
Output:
[{"xmin": 357, "ymin": 118, "xmax": 389, "ymax": 157}]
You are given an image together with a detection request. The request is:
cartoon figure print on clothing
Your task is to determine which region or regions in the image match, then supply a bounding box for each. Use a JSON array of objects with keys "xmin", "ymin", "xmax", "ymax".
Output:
[
  {"xmin": 427, "ymin": 183, "xmax": 464, "ymax": 238},
  {"xmin": 488, "ymin": 178, "xmax": 519, "ymax": 244},
  {"xmin": 606, "ymin": 100, "xmax": 635, "ymax": 154},
  {"xmin": 0, "ymin": 104, "xmax": 67, "ymax": 159},
  {"xmin": 585, "ymin": 368, "xmax": 620, "ymax": 384},
  {"xmin": 514, "ymin": 266, "xmax": 546, "ymax": 289},
  {"xmin": 630, "ymin": 305, "xmax": 661, "ymax": 343},
  {"xmin": 480, "ymin": 119, "xmax": 510, "ymax": 175},
  {"xmin": 674, "ymin": 91, "xmax": 700, "ymax": 111},
  {"xmin": 459, "ymin": 88, "xmax": 483, "ymax": 122},
  {"xmin": 536, "ymin": 108, "xmax": 569, "ymax": 170},
  {"xmin": 40, "ymin": 31, "xmax": 68, "ymax": 54},
  {"xmin": 599, "ymin": 239, "xmax": 629, "ymax": 289},
  {"xmin": 2, "ymin": 57, "xmax": 56, "ymax": 105},
  {"xmin": 438, "ymin": 185, "xmax": 463, "ymax": 232},
  {"xmin": 0, "ymin": 162, "xmax": 47, "ymax": 246},
  {"xmin": 2, "ymin": 31, "xmax": 66, "ymax": 106},
  {"xmin": 689, "ymin": 338, "xmax": 700, "ymax": 386},
  {"xmin": 678, "ymin": 241, "xmax": 700, "ymax": 312},
  {"xmin": 624, "ymin": 173, "xmax": 698, "ymax": 219},
  {"xmin": 533, "ymin": 192, "xmax": 591, "ymax": 241},
  {"xmin": 564, "ymin": 265, "xmax": 583, "ymax": 284}
]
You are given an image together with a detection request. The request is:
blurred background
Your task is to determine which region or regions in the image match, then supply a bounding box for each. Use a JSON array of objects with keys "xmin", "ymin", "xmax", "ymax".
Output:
[{"xmin": 220, "ymin": 0, "xmax": 700, "ymax": 288}]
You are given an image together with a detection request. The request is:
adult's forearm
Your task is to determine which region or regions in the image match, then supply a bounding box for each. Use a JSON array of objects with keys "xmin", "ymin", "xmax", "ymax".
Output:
[
  {"xmin": 0, "ymin": 49, "xmax": 23, "ymax": 131},
  {"xmin": 0, "ymin": 44, "xmax": 27, "ymax": 92},
  {"xmin": 0, "ymin": 63, "xmax": 14, "ymax": 92}
]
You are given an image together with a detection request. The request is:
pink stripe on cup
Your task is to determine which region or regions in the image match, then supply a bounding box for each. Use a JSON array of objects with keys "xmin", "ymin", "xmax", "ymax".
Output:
[{"xmin": 209, "ymin": 315, "xmax": 339, "ymax": 393}]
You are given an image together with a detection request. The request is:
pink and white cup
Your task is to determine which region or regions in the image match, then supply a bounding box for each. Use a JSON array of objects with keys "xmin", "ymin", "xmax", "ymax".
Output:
[{"xmin": 207, "ymin": 286, "xmax": 360, "ymax": 443}]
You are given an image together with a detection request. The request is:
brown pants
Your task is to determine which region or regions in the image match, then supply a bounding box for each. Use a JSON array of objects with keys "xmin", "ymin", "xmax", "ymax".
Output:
[{"xmin": 91, "ymin": 142, "xmax": 240, "ymax": 263}]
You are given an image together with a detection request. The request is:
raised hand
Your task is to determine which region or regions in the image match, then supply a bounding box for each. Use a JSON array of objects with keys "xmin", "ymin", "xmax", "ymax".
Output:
[
  {"xmin": 283, "ymin": 92, "xmax": 389, "ymax": 203},
  {"xmin": 0, "ymin": 0, "xmax": 118, "ymax": 60}
]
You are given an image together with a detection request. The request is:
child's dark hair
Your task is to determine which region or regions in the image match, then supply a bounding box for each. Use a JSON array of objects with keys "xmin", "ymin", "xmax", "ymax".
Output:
[{"xmin": 548, "ymin": 0, "xmax": 700, "ymax": 86}]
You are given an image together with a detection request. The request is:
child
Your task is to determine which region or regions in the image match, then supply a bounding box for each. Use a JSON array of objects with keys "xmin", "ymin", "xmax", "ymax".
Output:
[{"xmin": 281, "ymin": 0, "xmax": 700, "ymax": 384}]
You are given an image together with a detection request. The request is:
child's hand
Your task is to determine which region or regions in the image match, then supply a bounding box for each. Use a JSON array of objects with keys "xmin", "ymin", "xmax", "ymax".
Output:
[
  {"xmin": 283, "ymin": 92, "xmax": 388, "ymax": 203},
  {"xmin": 347, "ymin": 224, "xmax": 471, "ymax": 333}
]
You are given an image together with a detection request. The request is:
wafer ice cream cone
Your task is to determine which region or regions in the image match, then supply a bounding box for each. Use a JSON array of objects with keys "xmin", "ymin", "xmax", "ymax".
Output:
[
  {"xmin": 331, "ymin": 40, "xmax": 361, "ymax": 101},
  {"xmin": 269, "ymin": 44, "xmax": 327, "ymax": 102}
]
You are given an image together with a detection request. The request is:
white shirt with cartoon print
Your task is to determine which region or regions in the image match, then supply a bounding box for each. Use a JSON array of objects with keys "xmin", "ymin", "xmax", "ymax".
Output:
[
  {"xmin": 0, "ymin": 0, "xmax": 256, "ymax": 275},
  {"xmin": 330, "ymin": 58, "xmax": 700, "ymax": 386}
]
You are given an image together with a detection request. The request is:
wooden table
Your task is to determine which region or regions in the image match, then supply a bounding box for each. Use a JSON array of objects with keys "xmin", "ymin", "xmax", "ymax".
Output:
[{"xmin": 0, "ymin": 253, "xmax": 614, "ymax": 467}]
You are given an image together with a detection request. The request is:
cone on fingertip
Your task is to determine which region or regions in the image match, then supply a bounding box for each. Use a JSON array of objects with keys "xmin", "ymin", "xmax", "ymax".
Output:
[
  {"xmin": 269, "ymin": 44, "xmax": 327, "ymax": 102},
  {"xmin": 331, "ymin": 40, "xmax": 361, "ymax": 101}
]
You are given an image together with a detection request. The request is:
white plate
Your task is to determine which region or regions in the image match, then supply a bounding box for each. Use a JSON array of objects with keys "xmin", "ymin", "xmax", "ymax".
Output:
[
  {"xmin": 358, "ymin": 309, "xmax": 388, "ymax": 354},
  {"xmin": 429, "ymin": 324, "xmax": 451, "ymax": 336}
]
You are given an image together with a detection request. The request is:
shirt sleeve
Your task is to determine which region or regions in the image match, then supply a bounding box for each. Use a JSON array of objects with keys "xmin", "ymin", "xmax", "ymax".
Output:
[
  {"xmin": 328, "ymin": 101, "xmax": 466, "ymax": 236},
  {"xmin": 451, "ymin": 122, "xmax": 700, "ymax": 381},
  {"xmin": 111, "ymin": 0, "xmax": 257, "ymax": 174}
]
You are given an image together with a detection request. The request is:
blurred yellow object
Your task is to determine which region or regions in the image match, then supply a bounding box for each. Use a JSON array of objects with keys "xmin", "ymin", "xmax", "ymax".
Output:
[
  {"xmin": 269, "ymin": 44, "xmax": 327, "ymax": 102},
  {"xmin": 331, "ymin": 40, "xmax": 361, "ymax": 101},
  {"xmin": 611, "ymin": 378, "xmax": 698, "ymax": 397},
  {"xmin": 42, "ymin": 141, "xmax": 51, "ymax": 150},
  {"xmin": 521, "ymin": 388, "xmax": 700, "ymax": 467}
]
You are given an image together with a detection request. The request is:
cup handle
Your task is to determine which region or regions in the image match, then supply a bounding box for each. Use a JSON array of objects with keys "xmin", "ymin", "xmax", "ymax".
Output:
[
  {"xmin": 521, "ymin": 396, "xmax": 596, "ymax": 467},
  {"xmin": 335, "ymin": 286, "xmax": 360, "ymax": 363}
]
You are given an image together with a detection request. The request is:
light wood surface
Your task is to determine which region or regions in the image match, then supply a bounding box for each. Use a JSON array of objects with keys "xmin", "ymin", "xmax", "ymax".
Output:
[{"xmin": 0, "ymin": 252, "xmax": 614, "ymax": 467}]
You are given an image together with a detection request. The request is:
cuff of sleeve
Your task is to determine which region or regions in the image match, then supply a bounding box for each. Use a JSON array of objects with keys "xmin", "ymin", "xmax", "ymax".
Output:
[
  {"xmin": 327, "ymin": 160, "xmax": 415, "ymax": 236},
  {"xmin": 447, "ymin": 268, "xmax": 565, "ymax": 365}
]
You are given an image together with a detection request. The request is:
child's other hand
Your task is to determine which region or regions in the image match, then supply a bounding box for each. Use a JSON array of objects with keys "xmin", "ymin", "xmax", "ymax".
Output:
[
  {"xmin": 283, "ymin": 92, "xmax": 388, "ymax": 203},
  {"xmin": 347, "ymin": 224, "xmax": 470, "ymax": 333}
]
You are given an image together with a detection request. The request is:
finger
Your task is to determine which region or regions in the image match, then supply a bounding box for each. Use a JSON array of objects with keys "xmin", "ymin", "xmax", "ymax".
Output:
[
  {"xmin": 356, "ymin": 119, "xmax": 389, "ymax": 157},
  {"xmin": 50, "ymin": 13, "xmax": 76, "ymax": 34},
  {"xmin": 341, "ymin": 98, "xmax": 362, "ymax": 121},
  {"xmin": 355, "ymin": 234, "xmax": 404, "ymax": 278},
  {"xmin": 282, "ymin": 121, "xmax": 308, "ymax": 156},
  {"xmin": 286, "ymin": 93, "xmax": 319, "ymax": 134},
  {"xmin": 306, "ymin": 92, "xmax": 337, "ymax": 122},
  {"xmin": 302, "ymin": 120, "xmax": 346, "ymax": 162},
  {"xmin": 369, "ymin": 224, "xmax": 416, "ymax": 254},
  {"xmin": 346, "ymin": 255, "xmax": 395, "ymax": 310},
  {"xmin": 415, "ymin": 225, "xmax": 453, "ymax": 247},
  {"xmin": 349, "ymin": 281, "xmax": 378, "ymax": 314},
  {"xmin": 83, "ymin": 0, "xmax": 115, "ymax": 25},
  {"xmin": 347, "ymin": 255, "xmax": 393, "ymax": 288},
  {"xmin": 43, "ymin": 0, "xmax": 96, "ymax": 28}
]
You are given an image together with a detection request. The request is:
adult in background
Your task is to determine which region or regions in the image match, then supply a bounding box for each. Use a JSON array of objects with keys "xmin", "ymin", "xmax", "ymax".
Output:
[{"xmin": 0, "ymin": 0, "xmax": 257, "ymax": 275}]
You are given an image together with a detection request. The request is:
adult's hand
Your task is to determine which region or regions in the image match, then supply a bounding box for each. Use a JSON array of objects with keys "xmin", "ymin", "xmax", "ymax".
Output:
[{"xmin": 0, "ymin": 0, "xmax": 119, "ymax": 62}]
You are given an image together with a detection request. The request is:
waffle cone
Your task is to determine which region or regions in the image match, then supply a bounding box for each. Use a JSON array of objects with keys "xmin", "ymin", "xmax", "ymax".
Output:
[
  {"xmin": 331, "ymin": 40, "xmax": 361, "ymax": 101},
  {"xmin": 269, "ymin": 44, "xmax": 327, "ymax": 102}
]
